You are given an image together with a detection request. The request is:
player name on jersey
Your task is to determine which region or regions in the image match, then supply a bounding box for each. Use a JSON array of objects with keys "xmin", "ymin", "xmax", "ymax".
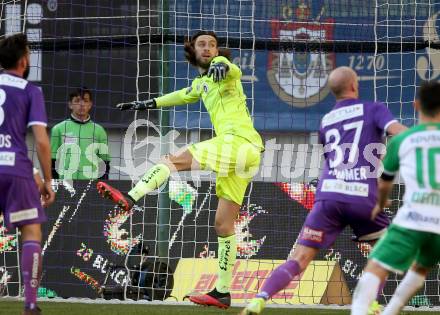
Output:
[{"xmin": 329, "ymin": 167, "xmax": 368, "ymax": 181}]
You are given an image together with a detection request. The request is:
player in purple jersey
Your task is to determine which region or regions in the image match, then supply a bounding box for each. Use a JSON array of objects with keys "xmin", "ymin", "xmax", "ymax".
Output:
[
  {"xmin": 0, "ymin": 34, "xmax": 55, "ymax": 315},
  {"xmin": 240, "ymin": 67, "xmax": 407, "ymax": 315}
]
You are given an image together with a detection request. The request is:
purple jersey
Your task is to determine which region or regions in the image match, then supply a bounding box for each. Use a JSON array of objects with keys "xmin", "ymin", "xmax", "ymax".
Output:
[
  {"xmin": 0, "ymin": 72, "xmax": 47, "ymax": 179},
  {"xmin": 315, "ymin": 98, "xmax": 396, "ymax": 207}
]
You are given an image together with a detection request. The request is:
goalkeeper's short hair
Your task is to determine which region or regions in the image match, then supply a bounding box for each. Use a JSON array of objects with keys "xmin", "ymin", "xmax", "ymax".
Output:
[{"xmin": 69, "ymin": 86, "xmax": 93, "ymax": 102}]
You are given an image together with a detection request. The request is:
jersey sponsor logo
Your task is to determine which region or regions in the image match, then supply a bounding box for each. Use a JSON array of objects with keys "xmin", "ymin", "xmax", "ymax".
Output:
[
  {"xmin": 0, "ymin": 74, "xmax": 28, "ymax": 89},
  {"xmin": 321, "ymin": 179, "xmax": 369, "ymax": 197},
  {"xmin": 301, "ymin": 227, "xmax": 324, "ymax": 243},
  {"xmin": 267, "ymin": 4, "xmax": 335, "ymax": 108},
  {"xmin": 405, "ymin": 211, "xmax": 440, "ymax": 226},
  {"xmin": 0, "ymin": 152, "xmax": 15, "ymax": 166},
  {"xmin": 10, "ymin": 208, "xmax": 38, "ymax": 223},
  {"xmin": 63, "ymin": 136, "xmax": 77, "ymax": 144},
  {"xmin": 321, "ymin": 104, "xmax": 364, "ymax": 128},
  {"xmin": 185, "ymin": 86, "xmax": 193, "ymax": 95},
  {"xmin": 411, "ymin": 191, "xmax": 440, "ymax": 206},
  {"xmin": 219, "ymin": 239, "xmax": 231, "ymax": 271},
  {"xmin": 31, "ymin": 252, "xmax": 39, "ymax": 287}
]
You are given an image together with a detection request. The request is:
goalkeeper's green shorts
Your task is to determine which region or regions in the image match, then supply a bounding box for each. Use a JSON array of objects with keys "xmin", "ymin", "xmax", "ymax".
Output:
[
  {"xmin": 370, "ymin": 224, "xmax": 440, "ymax": 274},
  {"xmin": 188, "ymin": 134, "xmax": 261, "ymax": 205}
]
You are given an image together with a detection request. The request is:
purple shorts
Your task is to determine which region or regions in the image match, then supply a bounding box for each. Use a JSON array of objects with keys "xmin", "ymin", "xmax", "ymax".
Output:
[
  {"xmin": 297, "ymin": 200, "xmax": 389, "ymax": 249},
  {"xmin": 0, "ymin": 175, "xmax": 46, "ymax": 229}
]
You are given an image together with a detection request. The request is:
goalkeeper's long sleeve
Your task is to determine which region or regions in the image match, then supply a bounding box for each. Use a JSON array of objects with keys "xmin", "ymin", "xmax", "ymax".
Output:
[{"xmin": 155, "ymin": 80, "xmax": 201, "ymax": 107}]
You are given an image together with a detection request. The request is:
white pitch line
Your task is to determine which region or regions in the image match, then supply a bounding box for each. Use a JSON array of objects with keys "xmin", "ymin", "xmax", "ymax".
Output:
[
  {"xmin": 68, "ymin": 180, "xmax": 92, "ymax": 222},
  {"xmin": 194, "ymin": 183, "xmax": 214, "ymax": 221},
  {"xmin": 3, "ymin": 297, "xmax": 440, "ymax": 311},
  {"xmin": 169, "ymin": 183, "xmax": 214, "ymax": 249},
  {"xmin": 42, "ymin": 205, "xmax": 70, "ymax": 256}
]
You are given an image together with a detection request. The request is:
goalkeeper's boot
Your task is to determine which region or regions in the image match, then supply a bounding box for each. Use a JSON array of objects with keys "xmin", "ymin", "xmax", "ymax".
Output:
[
  {"xmin": 22, "ymin": 306, "xmax": 42, "ymax": 315},
  {"xmin": 239, "ymin": 297, "xmax": 266, "ymax": 315},
  {"xmin": 186, "ymin": 288, "xmax": 231, "ymax": 309},
  {"xmin": 97, "ymin": 181, "xmax": 134, "ymax": 211},
  {"xmin": 368, "ymin": 300, "xmax": 383, "ymax": 315}
]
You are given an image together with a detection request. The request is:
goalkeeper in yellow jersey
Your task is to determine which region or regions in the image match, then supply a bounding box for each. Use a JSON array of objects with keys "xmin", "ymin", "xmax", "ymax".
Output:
[{"xmin": 97, "ymin": 31, "xmax": 264, "ymax": 308}]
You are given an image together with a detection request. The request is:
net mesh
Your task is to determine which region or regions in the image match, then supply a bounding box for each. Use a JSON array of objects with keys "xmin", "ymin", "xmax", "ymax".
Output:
[{"xmin": 0, "ymin": 0, "xmax": 439, "ymax": 308}]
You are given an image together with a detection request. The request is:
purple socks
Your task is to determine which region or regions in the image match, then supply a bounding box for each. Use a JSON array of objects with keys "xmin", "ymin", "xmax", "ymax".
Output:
[
  {"xmin": 377, "ymin": 278, "xmax": 387, "ymax": 300},
  {"xmin": 22, "ymin": 241, "xmax": 41, "ymax": 310},
  {"xmin": 256, "ymin": 260, "xmax": 301, "ymax": 300}
]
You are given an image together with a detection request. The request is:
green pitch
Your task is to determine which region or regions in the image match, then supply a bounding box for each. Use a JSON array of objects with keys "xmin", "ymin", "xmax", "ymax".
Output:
[{"xmin": 1, "ymin": 301, "xmax": 437, "ymax": 315}]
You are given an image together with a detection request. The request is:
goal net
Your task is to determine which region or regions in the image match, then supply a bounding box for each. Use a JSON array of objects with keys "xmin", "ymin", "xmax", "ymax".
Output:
[{"xmin": 0, "ymin": 0, "xmax": 439, "ymax": 308}]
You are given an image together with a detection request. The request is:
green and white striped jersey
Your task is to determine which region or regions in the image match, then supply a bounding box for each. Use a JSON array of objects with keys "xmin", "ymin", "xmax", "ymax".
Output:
[{"xmin": 383, "ymin": 123, "xmax": 440, "ymax": 235}]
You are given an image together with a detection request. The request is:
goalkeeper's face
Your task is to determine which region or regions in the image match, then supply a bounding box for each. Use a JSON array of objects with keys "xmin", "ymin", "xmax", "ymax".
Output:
[
  {"xmin": 194, "ymin": 35, "xmax": 219, "ymax": 69},
  {"xmin": 69, "ymin": 93, "xmax": 93, "ymax": 120}
]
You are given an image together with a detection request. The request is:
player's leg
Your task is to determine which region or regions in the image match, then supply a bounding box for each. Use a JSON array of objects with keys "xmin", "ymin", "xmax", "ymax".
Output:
[
  {"xmin": 214, "ymin": 198, "xmax": 240, "ymax": 294},
  {"xmin": 97, "ymin": 147, "xmax": 200, "ymax": 210},
  {"xmin": 381, "ymin": 264, "xmax": 427, "ymax": 315},
  {"xmin": 2, "ymin": 176, "xmax": 47, "ymax": 315},
  {"xmin": 188, "ymin": 197, "xmax": 241, "ymax": 308},
  {"xmin": 127, "ymin": 149, "xmax": 199, "ymax": 201},
  {"xmin": 381, "ymin": 233, "xmax": 440, "ymax": 315},
  {"xmin": 241, "ymin": 200, "xmax": 344, "ymax": 315},
  {"xmin": 20, "ymin": 223, "xmax": 43, "ymax": 315},
  {"xmin": 350, "ymin": 207, "xmax": 390, "ymax": 315},
  {"xmin": 351, "ymin": 225, "xmax": 422, "ymax": 315},
  {"xmin": 188, "ymin": 136, "xmax": 261, "ymax": 309}
]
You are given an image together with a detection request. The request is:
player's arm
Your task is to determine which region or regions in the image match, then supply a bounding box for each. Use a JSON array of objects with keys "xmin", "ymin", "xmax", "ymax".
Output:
[
  {"xmin": 28, "ymin": 86, "xmax": 55, "ymax": 206},
  {"xmin": 371, "ymin": 135, "xmax": 400, "ymax": 219},
  {"xmin": 117, "ymin": 80, "xmax": 200, "ymax": 110},
  {"xmin": 207, "ymin": 56, "xmax": 240, "ymax": 82},
  {"xmin": 374, "ymin": 102, "xmax": 407, "ymax": 136},
  {"xmin": 32, "ymin": 125, "xmax": 55, "ymax": 207},
  {"xmin": 374, "ymin": 179, "xmax": 394, "ymax": 217},
  {"xmin": 386, "ymin": 121, "xmax": 407, "ymax": 136},
  {"xmin": 33, "ymin": 167, "xmax": 44, "ymax": 193}
]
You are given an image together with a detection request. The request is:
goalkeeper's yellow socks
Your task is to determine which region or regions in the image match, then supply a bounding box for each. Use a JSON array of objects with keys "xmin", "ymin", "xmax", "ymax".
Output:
[
  {"xmin": 240, "ymin": 298, "xmax": 266, "ymax": 315},
  {"xmin": 215, "ymin": 234, "xmax": 237, "ymax": 293},
  {"xmin": 128, "ymin": 163, "xmax": 171, "ymax": 202}
]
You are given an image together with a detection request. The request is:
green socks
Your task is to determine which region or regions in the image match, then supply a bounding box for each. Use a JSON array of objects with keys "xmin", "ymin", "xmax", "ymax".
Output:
[
  {"xmin": 216, "ymin": 234, "xmax": 237, "ymax": 294},
  {"xmin": 128, "ymin": 163, "xmax": 171, "ymax": 202}
]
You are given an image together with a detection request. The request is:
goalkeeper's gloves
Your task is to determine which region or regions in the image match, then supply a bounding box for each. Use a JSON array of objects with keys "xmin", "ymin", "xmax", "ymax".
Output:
[
  {"xmin": 207, "ymin": 62, "xmax": 229, "ymax": 83},
  {"xmin": 116, "ymin": 99, "xmax": 157, "ymax": 111}
]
